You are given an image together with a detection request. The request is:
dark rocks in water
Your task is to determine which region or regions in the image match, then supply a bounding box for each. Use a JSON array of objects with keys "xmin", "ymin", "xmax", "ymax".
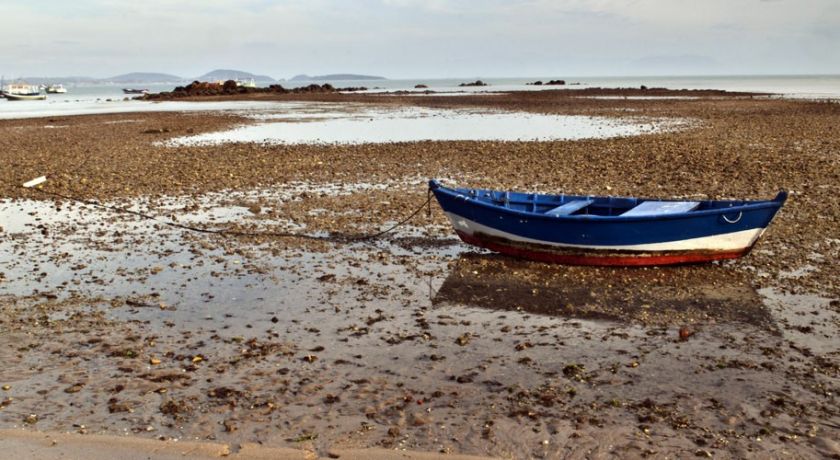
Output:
[
  {"xmin": 296, "ymin": 83, "xmax": 335, "ymax": 93},
  {"xmin": 640, "ymin": 85, "xmax": 648, "ymax": 90},
  {"xmin": 459, "ymin": 80, "xmax": 488, "ymax": 87},
  {"xmin": 143, "ymin": 81, "xmax": 364, "ymax": 100},
  {"xmin": 415, "ymin": 84, "xmax": 428, "ymax": 89},
  {"xmin": 528, "ymin": 79, "xmax": 564, "ymax": 86},
  {"xmin": 222, "ymin": 79, "xmax": 239, "ymax": 93}
]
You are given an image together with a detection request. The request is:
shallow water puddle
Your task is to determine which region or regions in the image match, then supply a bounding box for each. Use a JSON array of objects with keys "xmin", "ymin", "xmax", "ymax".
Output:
[{"xmin": 166, "ymin": 105, "xmax": 680, "ymax": 145}]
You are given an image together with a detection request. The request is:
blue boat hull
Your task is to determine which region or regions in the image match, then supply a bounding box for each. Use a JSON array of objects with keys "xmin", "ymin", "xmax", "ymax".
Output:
[{"xmin": 429, "ymin": 180, "xmax": 786, "ymax": 266}]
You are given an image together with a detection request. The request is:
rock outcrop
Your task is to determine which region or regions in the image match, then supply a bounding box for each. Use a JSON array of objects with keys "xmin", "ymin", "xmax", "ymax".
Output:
[{"xmin": 142, "ymin": 80, "xmax": 366, "ymax": 100}]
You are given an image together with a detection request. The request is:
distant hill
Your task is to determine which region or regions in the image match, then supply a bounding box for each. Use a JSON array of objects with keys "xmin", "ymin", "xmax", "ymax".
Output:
[
  {"xmin": 195, "ymin": 69, "xmax": 276, "ymax": 82},
  {"xmin": 289, "ymin": 73, "xmax": 386, "ymax": 81},
  {"xmin": 16, "ymin": 76, "xmax": 99, "ymax": 85},
  {"xmin": 108, "ymin": 72, "xmax": 184, "ymax": 83}
]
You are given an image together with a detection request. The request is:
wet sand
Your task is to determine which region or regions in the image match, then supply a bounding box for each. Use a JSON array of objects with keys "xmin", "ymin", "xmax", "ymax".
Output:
[
  {"xmin": 0, "ymin": 428, "xmax": 493, "ymax": 459},
  {"xmin": 0, "ymin": 89, "xmax": 838, "ymax": 458}
]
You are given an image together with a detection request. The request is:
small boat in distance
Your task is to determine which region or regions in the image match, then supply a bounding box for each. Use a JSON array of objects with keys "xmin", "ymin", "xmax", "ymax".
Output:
[
  {"xmin": 46, "ymin": 84, "xmax": 67, "ymax": 93},
  {"xmin": 2, "ymin": 82, "xmax": 46, "ymax": 101},
  {"xmin": 4, "ymin": 93, "xmax": 47, "ymax": 101},
  {"xmin": 429, "ymin": 180, "xmax": 787, "ymax": 266},
  {"xmin": 122, "ymin": 88, "xmax": 149, "ymax": 94}
]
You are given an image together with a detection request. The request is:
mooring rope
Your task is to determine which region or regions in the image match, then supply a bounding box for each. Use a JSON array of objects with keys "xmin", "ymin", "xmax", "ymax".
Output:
[{"xmin": 1, "ymin": 177, "xmax": 434, "ymax": 243}]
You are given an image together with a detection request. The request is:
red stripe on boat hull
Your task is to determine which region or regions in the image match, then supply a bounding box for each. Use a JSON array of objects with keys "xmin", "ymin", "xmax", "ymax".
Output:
[{"xmin": 455, "ymin": 231, "xmax": 751, "ymax": 267}]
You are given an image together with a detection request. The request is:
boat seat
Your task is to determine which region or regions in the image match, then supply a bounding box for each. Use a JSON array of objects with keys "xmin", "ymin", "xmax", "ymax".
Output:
[
  {"xmin": 544, "ymin": 199, "xmax": 594, "ymax": 216},
  {"xmin": 621, "ymin": 200, "xmax": 700, "ymax": 217}
]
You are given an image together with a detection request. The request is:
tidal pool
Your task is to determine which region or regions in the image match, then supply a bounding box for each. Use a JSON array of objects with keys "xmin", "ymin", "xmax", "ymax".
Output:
[{"xmin": 166, "ymin": 105, "xmax": 681, "ymax": 145}]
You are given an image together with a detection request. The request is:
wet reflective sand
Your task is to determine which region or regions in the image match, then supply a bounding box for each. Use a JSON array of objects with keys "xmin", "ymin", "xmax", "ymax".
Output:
[{"xmin": 1, "ymin": 183, "xmax": 837, "ymax": 459}]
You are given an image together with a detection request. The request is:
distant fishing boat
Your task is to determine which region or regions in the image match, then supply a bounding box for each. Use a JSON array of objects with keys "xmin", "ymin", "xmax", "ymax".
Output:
[
  {"xmin": 46, "ymin": 84, "xmax": 67, "ymax": 94},
  {"xmin": 122, "ymin": 88, "xmax": 149, "ymax": 94},
  {"xmin": 4, "ymin": 93, "xmax": 47, "ymax": 101},
  {"xmin": 2, "ymin": 82, "xmax": 46, "ymax": 100},
  {"xmin": 429, "ymin": 180, "xmax": 787, "ymax": 266}
]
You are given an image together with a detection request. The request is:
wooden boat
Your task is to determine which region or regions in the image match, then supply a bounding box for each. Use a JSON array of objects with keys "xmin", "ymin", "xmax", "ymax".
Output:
[
  {"xmin": 4, "ymin": 92, "xmax": 47, "ymax": 101},
  {"xmin": 429, "ymin": 180, "xmax": 787, "ymax": 266},
  {"xmin": 122, "ymin": 88, "xmax": 149, "ymax": 94}
]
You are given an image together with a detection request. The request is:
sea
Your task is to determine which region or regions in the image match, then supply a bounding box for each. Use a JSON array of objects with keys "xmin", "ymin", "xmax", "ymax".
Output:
[{"xmin": 0, "ymin": 74, "xmax": 838, "ymax": 120}]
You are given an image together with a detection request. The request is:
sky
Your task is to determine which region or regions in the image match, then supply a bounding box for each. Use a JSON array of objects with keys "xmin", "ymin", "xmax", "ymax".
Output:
[{"xmin": 1, "ymin": 0, "xmax": 839, "ymax": 79}]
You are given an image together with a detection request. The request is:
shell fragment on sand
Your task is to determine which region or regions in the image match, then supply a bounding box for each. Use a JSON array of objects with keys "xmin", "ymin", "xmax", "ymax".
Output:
[{"xmin": 22, "ymin": 176, "xmax": 47, "ymax": 188}]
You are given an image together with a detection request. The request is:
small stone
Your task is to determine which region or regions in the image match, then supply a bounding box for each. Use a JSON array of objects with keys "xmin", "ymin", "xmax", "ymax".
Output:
[{"xmin": 64, "ymin": 384, "xmax": 84, "ymax": 394}]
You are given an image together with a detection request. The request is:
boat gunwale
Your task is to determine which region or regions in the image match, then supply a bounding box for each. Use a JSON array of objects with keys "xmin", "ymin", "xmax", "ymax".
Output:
[{"xmin": 430, "ymin": 180, "xmax": 787, "ymax": 223}]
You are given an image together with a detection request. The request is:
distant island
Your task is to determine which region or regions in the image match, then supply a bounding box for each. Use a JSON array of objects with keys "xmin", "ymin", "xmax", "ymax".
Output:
[
  {"xmin": 289, "ymin": 74, "xmax": 386, "ymax": 81},
  {"xmin": 10, "ymin": 70, "xmax": 387, "ymax": 86},
  {"xmin": 13, "ymin": 76, "xmax": 100, "ymax": 85},
  {"xmin": 13, "ymin": 69, "xmax": 277, "ymax": 85},
  {"xmin": 195, "ymin": 69, "xmax": 276, "ymax": 82},
  {"xmin": 16, "ymin": 73, "xmax": 184, "ymax": 85}
]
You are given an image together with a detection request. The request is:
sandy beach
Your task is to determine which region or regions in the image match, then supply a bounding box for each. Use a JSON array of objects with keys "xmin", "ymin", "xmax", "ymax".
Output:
[{"xmin": 1, "ymin": 89, "xmax": 838, "ymax": 459}]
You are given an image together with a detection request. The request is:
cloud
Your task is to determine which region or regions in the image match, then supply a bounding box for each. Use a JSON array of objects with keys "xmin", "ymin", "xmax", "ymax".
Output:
[{"xmin": 0, "ymin": 0, "xmax": 838, "ymax": 77}]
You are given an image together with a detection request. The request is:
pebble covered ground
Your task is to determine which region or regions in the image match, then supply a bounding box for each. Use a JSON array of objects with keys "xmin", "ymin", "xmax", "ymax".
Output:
[{"xmin": 0, "ymin": 89, "xmax": 838, "ymax": 459}]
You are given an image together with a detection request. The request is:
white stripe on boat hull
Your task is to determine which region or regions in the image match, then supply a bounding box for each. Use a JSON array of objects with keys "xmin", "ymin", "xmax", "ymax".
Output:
[{"xmin": 444, "ymin": 212, "xmax": 766, "ymax": 252}]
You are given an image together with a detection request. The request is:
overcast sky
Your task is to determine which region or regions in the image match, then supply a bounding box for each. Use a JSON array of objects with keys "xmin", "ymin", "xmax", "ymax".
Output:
[{"xmin": 1, "ymin": 0, "xmax": 838, "ymax": 79}]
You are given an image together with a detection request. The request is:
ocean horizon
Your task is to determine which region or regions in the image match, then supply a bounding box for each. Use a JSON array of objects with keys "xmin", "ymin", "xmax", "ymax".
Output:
[
  {"xmin": 2, "ymin": 73, "xmax": 838, "ymax": 120},
  {"xmin": 3, "ymin": 73, "xmax": 840, "ymax": 98}
]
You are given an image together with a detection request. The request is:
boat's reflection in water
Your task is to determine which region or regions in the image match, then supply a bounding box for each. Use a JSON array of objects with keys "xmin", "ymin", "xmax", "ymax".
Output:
[{"xmin": 433, "ymin": 253, "xmax": 774, "ymax": 328}]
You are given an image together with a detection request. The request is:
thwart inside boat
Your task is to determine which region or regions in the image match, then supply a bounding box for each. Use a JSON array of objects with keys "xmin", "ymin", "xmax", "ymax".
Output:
[{"xmin": 464, "ymin": 187, "xmax": 766, "ymax": 217}]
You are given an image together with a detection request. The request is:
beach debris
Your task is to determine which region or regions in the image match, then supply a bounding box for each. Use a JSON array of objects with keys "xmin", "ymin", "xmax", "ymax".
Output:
[
  {"xmin": 223, "ymin": 418, "xmax": 238, "ymax": 432},
  {"xmin": 64, "ymin": 383, "xmax": 85, "ymax": 393},
  {"xmin": 23, "ymin": 414, "xmax": 38, "ymax": 425},
  {"xmin": 142, "ymin": 128, "xmax": 170, "ymax": 134},
  {"xmin": 562, "ymin": 364, "xmax": 588, "ymax": 382},
  {"xmin": 107, "ymin": 398, "xmax": 133, "ymax": 413},
  {"xmin": 159, "ymin": 399, "xmax": 193, "ymax": 419},
  {"xmin": 208, "ymin": 387, "xmax": 242, "ymax": 399},
  {"xmin": 679, "ymin": 326, "xmax": 694, "ymax": 341},
  {"xmin": 455, "ymin": 333, "xmax": 472, "ymax": 346},
  {"xmin": 290, "ymin": 433, "xmax": 318, "ymax": 443},
  {"xmin": 22, "ymin": 176, "xmax": 47, "ymax": 188}
]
